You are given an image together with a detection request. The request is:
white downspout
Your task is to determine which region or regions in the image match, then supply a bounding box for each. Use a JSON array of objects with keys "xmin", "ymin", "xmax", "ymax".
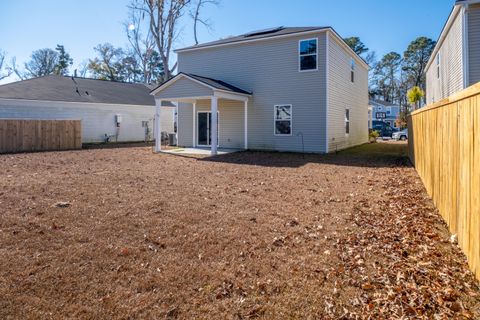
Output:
[
  {"xmin": 462, "ymin": 4, "xmax": 470, "ymax": 88},
  {"xmin": 325, "ymin": 31, "xmax": 330, "ymax": 153}
]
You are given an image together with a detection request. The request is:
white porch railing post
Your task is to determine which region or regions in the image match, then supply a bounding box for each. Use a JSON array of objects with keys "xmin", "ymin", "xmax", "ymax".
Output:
[
  {"xmin": 211, "ymin": 96, "xmax": 218, "ymax": 156},
  {"xmin": 154, "ymin": 98, "xmax": 162, "ymax": 153},
  {"xmin": 244, "ymin": 100, "xmax": 248, "ymax": 150}
]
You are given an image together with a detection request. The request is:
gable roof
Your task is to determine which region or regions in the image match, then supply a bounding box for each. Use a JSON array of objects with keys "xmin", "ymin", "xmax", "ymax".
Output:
[
  {"xmin": 150, "ymin": 73, "xmax": 252, "ymax": 96},
  {"xmin": 177, "ymin": 27, "xmax": 329, "ymax": 52},
  {"xmin": 0, "ymin": 75, "xmax": 155, "ymax": 106},
  {"xmin": 175, "ymin": 26, "xmax": 369, "ymax": 70}
]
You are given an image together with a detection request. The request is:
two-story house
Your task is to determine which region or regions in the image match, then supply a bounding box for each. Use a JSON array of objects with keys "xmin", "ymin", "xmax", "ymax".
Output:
[
  {"xmin": 151, "ymin": 27, "xmax": 369, "ymax": 155},
  {"xmin": 426, "ymin": 0, "xmax": 480, "ymax": 104},
  {"xmin": 368, "ymin": 100, "xmax": 400, "ymax": 129}
]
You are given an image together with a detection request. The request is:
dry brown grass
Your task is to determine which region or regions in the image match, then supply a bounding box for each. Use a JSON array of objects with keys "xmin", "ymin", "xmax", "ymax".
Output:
[{"xmin": 0, "ymin": 145, "xmax": 478, "ymax": 319}]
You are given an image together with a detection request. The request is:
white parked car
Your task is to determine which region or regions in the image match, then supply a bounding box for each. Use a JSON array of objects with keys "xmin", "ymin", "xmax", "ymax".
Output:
[{"xmin": 392, "ymin": 129, "xmax": 408, "ymax": 141}]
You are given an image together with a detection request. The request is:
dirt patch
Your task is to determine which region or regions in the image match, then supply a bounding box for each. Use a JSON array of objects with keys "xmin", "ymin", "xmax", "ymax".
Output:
[{"xmin": 0, "ymin": 145, "xmax": 478, "ymax": 319}]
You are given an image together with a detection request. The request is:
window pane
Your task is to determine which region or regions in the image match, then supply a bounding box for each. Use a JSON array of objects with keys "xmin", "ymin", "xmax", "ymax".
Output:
[
  {"xmin": 345, "ymin": 109, "xmax": 350, "ymax": 120},
  {"xmin": 300, "ymin": 55, "xmax": 317, "ymax": 70},
  {"xmin": 346, "ymin": 121, "xmax": 350, "ymax": 134},
  {"xmin": 275, "ymin": 120, "xmax": 291, "ymax": 135},
  {"xmin": 300, "ymin": 40, "xmax": 317, "ymax": 55},
  {"xmin": 276, "ymin": 105, "xmax": 291, "ymax": 120}
]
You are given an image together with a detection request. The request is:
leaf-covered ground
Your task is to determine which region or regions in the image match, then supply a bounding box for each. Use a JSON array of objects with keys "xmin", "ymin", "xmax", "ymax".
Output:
[{"xmin": 0, "ymin": 143, "xmax": 478, "ymax": 319}]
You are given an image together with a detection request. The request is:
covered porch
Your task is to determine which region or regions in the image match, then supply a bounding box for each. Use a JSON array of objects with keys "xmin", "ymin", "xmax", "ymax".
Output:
[{"xmin": 150, "ymin": 73, "xmax": 252, "ymax": 156}]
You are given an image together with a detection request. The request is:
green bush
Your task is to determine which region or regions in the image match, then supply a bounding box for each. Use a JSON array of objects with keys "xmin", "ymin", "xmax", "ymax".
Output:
[{"xmin": 369, "ymin": 130, "xmax": 380, "ymax": 143}]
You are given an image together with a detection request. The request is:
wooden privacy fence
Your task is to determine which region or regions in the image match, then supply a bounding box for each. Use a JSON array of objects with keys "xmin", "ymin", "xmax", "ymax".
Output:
[
  {"xmin": 0, "ymin": 119, "xmax": 82, "ymax": 154},
  {"xmin": 408, "ymin": 83, "xmax": 480, "ymax": 280}
]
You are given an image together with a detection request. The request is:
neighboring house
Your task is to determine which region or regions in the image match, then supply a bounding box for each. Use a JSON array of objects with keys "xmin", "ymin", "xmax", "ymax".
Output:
[
  {"xmin": 0, "ymin": 75, "xmax": 175, "ymax": 143},
  {"xmin": 151, "ymin": 26, "xmax": 369, "ymax": 155},
  {"xmin": 368, "ymin": 100, "xmax": 400, "ymax": 128},
  {"xmin": 426, "ymin": 0, "xmax": 480, "ymax": 104}
]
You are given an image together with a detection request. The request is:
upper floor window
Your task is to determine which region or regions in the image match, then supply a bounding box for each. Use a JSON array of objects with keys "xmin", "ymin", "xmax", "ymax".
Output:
[
  {"xmin": 274, "ymin": 104, "xmax": 292, "ymax": 135},
  {"xmin": 351, "ymin": 59, "xmax": 356, "ymax": 83},
  {"xmin": 436, "ymin": 53, "xmax": 441, "ymax": 79},
  {"xmin": 299, "ymin": 39, "xmax": 317, "ymax": 71}
]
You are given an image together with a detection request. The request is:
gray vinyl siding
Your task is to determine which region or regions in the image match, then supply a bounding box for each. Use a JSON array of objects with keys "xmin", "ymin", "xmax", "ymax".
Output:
[
  {"xmin": 426, "ymin": 8, "xmax": 465, "ymax": 103},
  {"xmin": 178, "ymin": 32, "xmax": 328, "ymax": 153},
  {"xmin": 0, "ymin": 99, "xmax": 158, "ymax": 143},
  {"xmin": 469, "ymin": 4, "xmax": 480, "ymax": 85},
  {"xmin": 177, "ymin": 102, "xmax": 194, "ymax": 147},
  {"xmin": 327, "ymin": 34, "xmax": 369, "ymax": 152},
  {"xmin": 157, "ymin": 77, "xmax": 213, "ymax": 100}
]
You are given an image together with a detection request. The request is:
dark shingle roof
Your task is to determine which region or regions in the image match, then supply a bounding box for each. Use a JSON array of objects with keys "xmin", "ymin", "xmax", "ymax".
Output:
[
  {"xmin": 0, "ymin": 75, "xmax": 155, "ymax": 106},
  {"xmin": 185, "ymin": 73, "xmax": 251, "ymax": 95},
  {"xmin": 176, "ymin": 27, "xmax": 329, "ymax": 52},
  {"xmin": 151, "ymin": 73, "xmax": 252, "ymax": 95}
]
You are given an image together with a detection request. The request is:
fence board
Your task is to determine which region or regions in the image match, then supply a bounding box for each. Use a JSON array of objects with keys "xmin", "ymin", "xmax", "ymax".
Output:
[
  {"xmin": 0, "ymin": 119, "xmax": 82, "ymax": 154},
  {"xmin": 408, "ymin": 83, "xmax": 480, "ymax": 280}
]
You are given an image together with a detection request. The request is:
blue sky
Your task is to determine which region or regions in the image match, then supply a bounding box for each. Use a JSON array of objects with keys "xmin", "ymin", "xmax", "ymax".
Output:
[{"xmin": 0, "ymin": 0, "xmax": 455, "ymax": 84}]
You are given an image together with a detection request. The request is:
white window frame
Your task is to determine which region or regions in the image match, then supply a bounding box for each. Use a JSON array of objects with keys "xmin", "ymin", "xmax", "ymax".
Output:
[
  {"xmin": 350, "ymin": 58, "xmax": 356, "ymax": 83},
  {"xmin": 436, "ymin": 53, "xmax": 441, "ymax": 79},
  {"xmin": 345, "ymin": 108, "xmax": 350, "ymax": 136},
  {"xmin": 298, "ymin": 38, "xmax": 318, "ymax": 72},
  {"xmin": 196, "ymin": 110, "xmax": 220, "ymax": 147},
  {"xmin": 274, "ymin": 104, "xmax": 293, "ymax": 136}
]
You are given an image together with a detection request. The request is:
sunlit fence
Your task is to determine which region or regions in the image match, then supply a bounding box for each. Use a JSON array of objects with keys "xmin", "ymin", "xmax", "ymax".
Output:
[{"xmin": 408, "ymin": 83, "xmax": 479, "ymax": 280}]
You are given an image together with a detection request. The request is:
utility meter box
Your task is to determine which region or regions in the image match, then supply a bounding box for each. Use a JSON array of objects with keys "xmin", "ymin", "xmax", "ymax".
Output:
[{"xmin": 115, "ymin": 114, "xmax": 122, "ymax": 127}]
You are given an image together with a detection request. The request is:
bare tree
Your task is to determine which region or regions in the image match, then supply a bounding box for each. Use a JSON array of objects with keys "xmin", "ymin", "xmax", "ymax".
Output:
[
  {"xmin": 126, "ymin": 2, "xmax": 164, "ymax": 84},
  {"xmin": 24, "ymin": 48, "xmax": 59, "ymax": 78},
  {"xmin": 190, "ymin": 0, "xmax": 220, "ymax": 45},
  {"xmin": 0, "ymin": 51, "xmax": 13, "ymax": 81},
  {"xmin": 131, "ymin": 0, "xmax": 191, "ymax": 82}
]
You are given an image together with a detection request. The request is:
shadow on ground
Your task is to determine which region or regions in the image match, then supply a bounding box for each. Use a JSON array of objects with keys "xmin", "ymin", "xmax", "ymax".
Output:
[{"xmin": 198, "ymin": 142, "xmax": 410, "ymax": 169}]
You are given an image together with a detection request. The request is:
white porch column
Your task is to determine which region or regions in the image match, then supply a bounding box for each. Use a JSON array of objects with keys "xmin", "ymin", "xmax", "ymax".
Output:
[
  {"xmin": 244, "ymin": 100, "xmax": 248, "ymax": 150},
  {"xmin": 154, "ymin": 98, "xmax": 162, "ymax": 153},
  {"xmin": 211, "ymin": 96, "xmax": 218, "ymax": 156},
  {"xmin": 192, "ymin": 101, "xmax": 196, "ymax": 147}
]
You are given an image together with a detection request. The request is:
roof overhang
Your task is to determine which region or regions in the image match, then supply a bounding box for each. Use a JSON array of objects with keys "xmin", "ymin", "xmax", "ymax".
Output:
[
  {"xmin": 175, "ymin": 27, "xmax": 370, "ymax": 70},
  {"xmin": 150, "ymin": 73, "xmax": 252, "ymax": 103}
]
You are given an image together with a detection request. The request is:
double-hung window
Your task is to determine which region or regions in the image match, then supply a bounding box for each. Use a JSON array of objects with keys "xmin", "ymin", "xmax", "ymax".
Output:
[
  {"xmin": 351, "ymin": 59, "xmax": 356, "ymax": 83},
  {"xmin": 436, "ymin": 53, "xmax": 441, "ymax": 79},
  {"xmin": 345, "ymin": 108, "xmax": 350, "ymax": 135},
  {"xmin": 274, "ymin": 105, "xmax": 292, "ymax": 135},
  {"xmin": 299, "ymin": 38, "xmax": 317, "ymax": 71}
]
